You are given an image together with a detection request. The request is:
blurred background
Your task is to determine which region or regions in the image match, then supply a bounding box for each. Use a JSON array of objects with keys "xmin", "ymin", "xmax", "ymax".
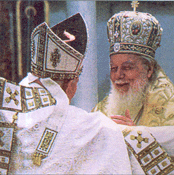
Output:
[{"xmin": 1, "ymin": 1, "xmax": 174, "ymax": 112}]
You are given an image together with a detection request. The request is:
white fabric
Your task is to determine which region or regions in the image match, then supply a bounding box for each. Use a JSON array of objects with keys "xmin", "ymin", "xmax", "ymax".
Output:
[{"xmin": 0, "ymin": 73, "xmax": 132, "ymax": 174}]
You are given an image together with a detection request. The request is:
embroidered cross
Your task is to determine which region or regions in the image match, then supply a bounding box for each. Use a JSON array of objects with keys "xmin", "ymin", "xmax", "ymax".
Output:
[
  {"xmin": 131, "ymin": 1, "xmax": 139, "ymax": 12},
  {"xmin": 0, "ymin": 130, "xmax": 4, "ymax": 147},
  {"xmin": 5, "ymin": 87, "xmax": 19, "ymax": 105},
  {"xmin": 130, "ymin": 131, "xmax": 149, "ymax": 148},
  {"xmin": 50, "ymin": 48, "xmax": 61, "ymax": 68}
]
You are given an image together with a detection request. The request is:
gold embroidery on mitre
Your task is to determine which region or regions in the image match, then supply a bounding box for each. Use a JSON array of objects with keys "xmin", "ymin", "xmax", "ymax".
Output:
[
  {"xmin": 50, "ymin": 48, "xmax": 61, "ymax": 68},
  {"xmin": 30, "ymin": 13, "xmax": 87, "ymax": 81},
  {"xmin": 107, "ymin": 1, "xmax": 163, "ymax": 59}
]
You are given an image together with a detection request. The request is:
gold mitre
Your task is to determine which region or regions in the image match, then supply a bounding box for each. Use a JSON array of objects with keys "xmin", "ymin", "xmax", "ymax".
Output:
[
  {"xmin": 31, "ymin": 13, "xmax": 87, "ymax": 80},
  {"xmin": 107, "ymin": 1, "xmax": 163, "ymax": 59}
]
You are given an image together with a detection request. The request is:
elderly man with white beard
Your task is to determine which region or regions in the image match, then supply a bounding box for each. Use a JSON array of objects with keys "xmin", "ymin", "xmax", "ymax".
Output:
[
  {"xmin": 107, "ymin": 53, "xmax": 155, "ymax": 126},
  {"xmin": 92, "ymin": 3, "xmax": 174, "ymax": 174},
  {"xmin": 92, "ymin": 2, "xmax": 174, "ymax": 127}
]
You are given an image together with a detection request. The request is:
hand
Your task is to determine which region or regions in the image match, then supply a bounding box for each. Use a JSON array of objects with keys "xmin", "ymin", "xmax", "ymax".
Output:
[{"xmin": 110, "ymin": 109, "xmax": 136, "ymax": 126}]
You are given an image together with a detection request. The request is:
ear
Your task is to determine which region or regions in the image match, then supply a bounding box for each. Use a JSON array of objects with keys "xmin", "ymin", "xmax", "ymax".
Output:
[
  {"xmin": 65, "ymin": 78, "xmax": 79, "ymax": 102},
  {"xmin": 65, "ymin": 80, "xmax": 73, "ymax": 93},
  {"xmin": 65, "ymin": 80, "xmax": 72, "ymax": 99},
  {"xmin": 147, "ymin": 65, "xmax": 154, "ymax": 78}
]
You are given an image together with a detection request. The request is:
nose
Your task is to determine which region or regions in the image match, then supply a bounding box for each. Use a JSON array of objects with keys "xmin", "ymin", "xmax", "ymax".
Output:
[{"xmin": 115, "ymin": 68, "xmax": 125, "ymax": 80}]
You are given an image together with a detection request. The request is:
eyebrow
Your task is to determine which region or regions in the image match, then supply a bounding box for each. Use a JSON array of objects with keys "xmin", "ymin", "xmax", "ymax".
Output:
[
  {"xmin": 122, "ymin": 61, "xmax": 135, "ymax": 66},
  {"xmin": 110, "ymin": 59, "xmax": 136, "ymax": 67}
]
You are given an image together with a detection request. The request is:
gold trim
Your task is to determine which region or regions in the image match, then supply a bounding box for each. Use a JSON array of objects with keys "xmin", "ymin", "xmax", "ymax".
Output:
[
  {"xmin": 30, "ymin": 21, "xmax": 84, "ymax": 80},
  {"xmin": 122, "ymin": 127, "xmax": 133, "ymax": 137},
  {"xmin": 0, "ymin": 79, "xmax": 56, "ymax": 112},
  {"xmin": 125, "ymin": 131, "xmax": 174, "ymax": 174},
  {"xmin": 33, "ymin": 127, "xmax": 57, "ymax": 166},
  {"xmin": 0, "ymin": 122, "xmax": 17, "ymax": 173}
]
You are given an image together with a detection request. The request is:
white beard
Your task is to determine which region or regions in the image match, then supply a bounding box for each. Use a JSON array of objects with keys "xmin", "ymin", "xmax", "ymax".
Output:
[{"xmin": 106, "ymin": 75, "xmax": 148, "ymax": 121}]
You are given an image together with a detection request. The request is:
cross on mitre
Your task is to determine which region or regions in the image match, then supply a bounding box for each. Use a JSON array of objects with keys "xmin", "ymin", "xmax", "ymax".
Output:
[{"xmin": 131, "ymin": 1, "xmax": 139, "ymax": 12}]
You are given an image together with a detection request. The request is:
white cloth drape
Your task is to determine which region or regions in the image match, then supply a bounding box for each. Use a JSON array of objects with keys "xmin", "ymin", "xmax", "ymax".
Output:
[{"xmin": 0, "ymin": 73, "xmax": 132, "ymax": 174}]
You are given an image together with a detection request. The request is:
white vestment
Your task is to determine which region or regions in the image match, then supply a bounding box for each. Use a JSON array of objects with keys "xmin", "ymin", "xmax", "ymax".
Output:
[{"xmin": 0, "ymin": 73, "xmax": 132, "ymax": 174}]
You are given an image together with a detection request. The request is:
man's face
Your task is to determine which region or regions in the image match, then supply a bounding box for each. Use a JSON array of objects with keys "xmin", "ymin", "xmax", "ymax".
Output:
[{"xmin": 110, "ymin": 54, "xmax": 151, "ymax": 94}]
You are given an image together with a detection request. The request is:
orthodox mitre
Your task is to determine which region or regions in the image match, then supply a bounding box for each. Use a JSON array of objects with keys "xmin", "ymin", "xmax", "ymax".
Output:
[{"xmin": 107, "ymin": 1, "xmax": 163, "ymax": 60}]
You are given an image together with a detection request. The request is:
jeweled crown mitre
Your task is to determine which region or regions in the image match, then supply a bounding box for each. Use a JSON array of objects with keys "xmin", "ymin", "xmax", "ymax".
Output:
[
  {"xmin": 31, "ymin": 13, "xmax": 87, "ymax": 80},
  {"xmin": 107, "ymin": 3, "xmax": 163, "ymax": 59}
]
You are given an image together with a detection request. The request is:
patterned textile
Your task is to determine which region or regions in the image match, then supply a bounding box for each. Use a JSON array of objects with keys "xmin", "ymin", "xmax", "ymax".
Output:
[
  {"xmin": 107, "ymin": 10, "xmax": 162, "ymax": 59},
  {"xmin": 0, "ymin": 77, "xmax": 56, "ymax": 113},
  {"xmin": 31, "ymin": 13, "xmax": 87, "ymax": 80},
  {"xmin": 123, "ymin": 126, "xmax": 174, "ymax": 175},
  {"xmin": 0, "ymin": 122, "xmax": 16, "ymax": 174}
]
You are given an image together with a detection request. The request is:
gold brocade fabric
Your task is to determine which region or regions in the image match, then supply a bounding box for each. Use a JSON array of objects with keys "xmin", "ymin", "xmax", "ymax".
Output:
[{"xmin": 92, "ymin": 67, "xmax": 174, "ymax": 126}]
